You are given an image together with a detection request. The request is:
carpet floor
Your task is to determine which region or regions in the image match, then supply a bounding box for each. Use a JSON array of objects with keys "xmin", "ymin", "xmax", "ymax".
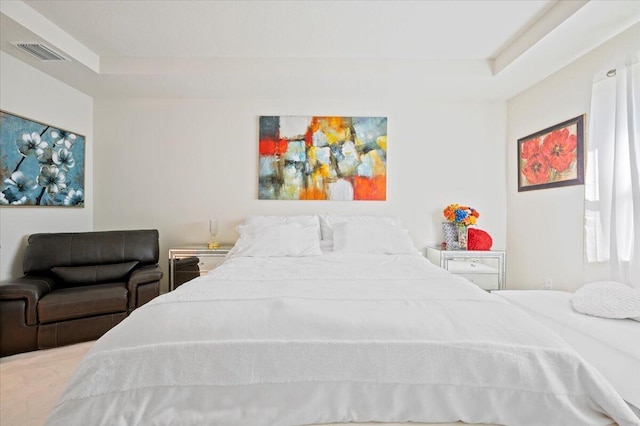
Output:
[{"xmin": 0, "ymin": 341, "xmax": 94, "ymax": 426}]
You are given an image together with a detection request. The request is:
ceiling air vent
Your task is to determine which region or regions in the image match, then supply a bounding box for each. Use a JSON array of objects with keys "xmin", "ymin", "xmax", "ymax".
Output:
[{"xmin": 11, "ymin": 43, "xmax": 69, "ymax": 61}]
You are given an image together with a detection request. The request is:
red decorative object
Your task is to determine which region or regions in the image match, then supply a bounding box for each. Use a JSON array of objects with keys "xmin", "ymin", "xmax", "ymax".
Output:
[{"xmin": 468, "ymin": 228, "xmax": 493, "ymax": 250}]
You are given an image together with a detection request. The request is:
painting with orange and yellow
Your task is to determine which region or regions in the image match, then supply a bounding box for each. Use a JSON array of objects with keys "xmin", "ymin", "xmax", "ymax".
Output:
[{"xmin": 258, "ymin": 116, "xmax": 387, "ymax": 201}]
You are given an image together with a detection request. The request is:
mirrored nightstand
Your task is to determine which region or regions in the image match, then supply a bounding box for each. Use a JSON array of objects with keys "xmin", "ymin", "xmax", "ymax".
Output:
[
  {"xmin": 426, "ymin": 246, "xmax": 506, "ymax": 291},
  {"xmin": 168, "ymin": 245, "xmax": 233, "ymax": 291}
]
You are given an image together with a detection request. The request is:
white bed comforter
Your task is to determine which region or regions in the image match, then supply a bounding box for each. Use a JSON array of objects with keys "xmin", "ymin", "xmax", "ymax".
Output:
[{"xmin": 47, "ymin": 254, "xmax": 639, "ymax": 426}]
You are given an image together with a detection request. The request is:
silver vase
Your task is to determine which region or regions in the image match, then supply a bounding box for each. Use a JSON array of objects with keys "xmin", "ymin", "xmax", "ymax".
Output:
[{"xmin": 442, "ymin": 222, "xmax": 459, "ymax": 249}]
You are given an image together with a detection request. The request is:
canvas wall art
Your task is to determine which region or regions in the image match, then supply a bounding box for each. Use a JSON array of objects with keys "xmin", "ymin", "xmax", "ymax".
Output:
[
  {"xmin": 517, "ymin": 115, "xmax": 584, "ymax": 192},
  {"xmin": 0, "ymin": 110, "xmax": 85, "ymax": 206},
  {"xmin": 258, "ymin": 116, "xmax": 387, "ymax": 200}
]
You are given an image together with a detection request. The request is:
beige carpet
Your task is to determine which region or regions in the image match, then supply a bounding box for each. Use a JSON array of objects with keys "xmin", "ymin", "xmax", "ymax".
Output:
[{"xmin": 0, "ymin": 341, "xmax": 94, "ymax": 426}]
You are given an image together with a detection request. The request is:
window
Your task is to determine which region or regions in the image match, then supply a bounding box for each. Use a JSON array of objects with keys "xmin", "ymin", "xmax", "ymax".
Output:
[{"xmin": 584, "ymin": 60, "xmax": 639, "ymax": 284}]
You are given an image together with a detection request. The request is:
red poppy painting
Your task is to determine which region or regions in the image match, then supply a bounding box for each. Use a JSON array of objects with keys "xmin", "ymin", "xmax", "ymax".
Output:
[{"xmin": 518, "ymin": 115, "xmax": 585, "ymax": 192}]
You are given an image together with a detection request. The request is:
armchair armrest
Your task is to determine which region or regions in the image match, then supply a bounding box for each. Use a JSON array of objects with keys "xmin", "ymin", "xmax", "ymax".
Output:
[
  {"xmin": 127, "ymin": 264, "xmax": 163, "ymax": 308},
  {"xmin": 0, "ymin": 276, "xmax": 55, "ymax": 325}
]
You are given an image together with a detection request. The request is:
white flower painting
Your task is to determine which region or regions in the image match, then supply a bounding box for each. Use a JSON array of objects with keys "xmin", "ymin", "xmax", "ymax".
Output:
[{"xmin": 0, "ymin": 111, "xmax": 85, "ymax": 207}]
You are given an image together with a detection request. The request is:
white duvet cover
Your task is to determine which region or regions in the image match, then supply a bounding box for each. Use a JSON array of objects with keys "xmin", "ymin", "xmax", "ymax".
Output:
[{"xmin": 47, "ymin": 254, "xmax": 639, "ymax": 426}]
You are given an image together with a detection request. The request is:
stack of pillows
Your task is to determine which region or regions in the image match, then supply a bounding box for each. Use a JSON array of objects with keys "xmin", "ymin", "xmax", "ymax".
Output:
[{"xmin": 227, "ymin": 214, "xmax": 421, "ymax": 258}]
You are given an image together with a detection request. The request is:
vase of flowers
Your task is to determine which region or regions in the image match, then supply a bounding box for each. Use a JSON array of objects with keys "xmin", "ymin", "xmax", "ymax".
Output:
[{"xmin": 443, "ymin": 204, "xmax": 479, "ymax": 250}]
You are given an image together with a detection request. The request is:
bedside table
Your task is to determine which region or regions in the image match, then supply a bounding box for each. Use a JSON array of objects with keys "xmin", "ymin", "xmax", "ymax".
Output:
[
  {"xmin": 168, "ymin": 245, "xmax": 233, "ymax": 291},
  {"xmin": 426, "ymin": 246, "xmax": 506, "ymax": 291}
]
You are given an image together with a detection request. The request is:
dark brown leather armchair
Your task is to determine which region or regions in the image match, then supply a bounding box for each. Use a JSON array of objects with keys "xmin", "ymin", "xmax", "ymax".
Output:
[{"xmin": 0, "ymin": 230, "xmax": 163, "ymax": 357}]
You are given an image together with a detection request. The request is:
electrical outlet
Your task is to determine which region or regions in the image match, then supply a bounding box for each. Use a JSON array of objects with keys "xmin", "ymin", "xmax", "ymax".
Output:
[{"xmin": 541, "ymin": 278, "xmax": 553, "ymax": 290}]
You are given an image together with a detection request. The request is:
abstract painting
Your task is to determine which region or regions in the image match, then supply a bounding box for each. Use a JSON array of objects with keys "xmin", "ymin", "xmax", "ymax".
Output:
[
  {"xmin": 258, "ymin": 116, "xmax": 387, "ymax": 200},
  {"xmin": 0, "ymin": 110, "xmax": 85, "ymax": 206},
  {"xmin": 517, "ymin": 115, "xmax": 584, "ymax": 192}
]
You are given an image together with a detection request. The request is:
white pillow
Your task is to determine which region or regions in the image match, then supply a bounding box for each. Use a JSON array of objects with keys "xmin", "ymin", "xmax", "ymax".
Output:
[
  {"xmin": 319, "ymin": 214, "xmax": 401, "ymax": 242},
  {"xmin": 244, "ymin": 215, "xmax": 319, "ymax": 227},
  {"xmin": 228, "ymin": 222, "xmax": 322, "ymax": 257},
  {"xmin": 244, "ymin": 215, "xmax": 321, "ymax": 238},
  {"xmin": 332, "ymin": 220, "xmax": 419, "ymax": 255},
  {"xmin": 572, "ymin": 281, "xmax": 640, "ymax": 321}
]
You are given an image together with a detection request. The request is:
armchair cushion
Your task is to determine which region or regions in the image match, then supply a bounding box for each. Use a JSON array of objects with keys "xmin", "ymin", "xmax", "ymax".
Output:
[
  {"xmin": 52, "ymin": 261, "xmax": 139, "ymax": 285},
  {"xmin": 37, "ymin": 283, "xmax": 128, "ymax": 324}
]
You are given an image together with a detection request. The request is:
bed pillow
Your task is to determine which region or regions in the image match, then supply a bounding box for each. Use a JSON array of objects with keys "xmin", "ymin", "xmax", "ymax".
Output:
[
  {"xmin": 228, "ymin": 222, "xmax": 322, "ymax": 257},
  {"xmin": 331, "ymin": 220, "xmax": 419, "ymax": 255},
  {"xmin": 244, "ymin": 215, "xmax": 321, "ymax": 238},
  {"xmin": 319, "ymin": 214, "xmax": 401, "ymax": 242},
  {"xmin": 244, "ymin": 215, "xmax": 320, "ymax": 228},
  {"xmin": 571, "ymin": 281, "xmax": 640, "ymax": 321}
]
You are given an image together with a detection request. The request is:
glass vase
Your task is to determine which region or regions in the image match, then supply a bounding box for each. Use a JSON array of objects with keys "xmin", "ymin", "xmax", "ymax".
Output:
[
  {"xmin": 208, "ymin": 219, "xmax": 220, "ymax": 249},
  {"xmin": 458, "ymin": 225, "xmax": 468, "ymax": 250}
]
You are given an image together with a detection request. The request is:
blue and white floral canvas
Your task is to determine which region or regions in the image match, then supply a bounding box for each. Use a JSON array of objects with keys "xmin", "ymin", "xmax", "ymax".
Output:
[{"xmin": 0, "ymin": 111, "xmax": 85, "ymax": 207}]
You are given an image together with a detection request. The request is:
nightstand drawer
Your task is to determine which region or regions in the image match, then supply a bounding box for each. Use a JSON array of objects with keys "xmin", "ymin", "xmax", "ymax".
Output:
[
  {"xmin": 426, "ymin": 246, "xmax": 506, "ymax": 291},
  {"xmin": 197, "ymin": 256, "xmax": 226, "ymax": 273},
  {"xmin": 457, "ymin": 273, "xmax": 500, "ymax": 291},
  {"xmin": 173, "ymin": 256, "xmax": 226, "ymax": 276},
  {"xmin": 446, "ymin": 260, "xmax": 498, "ymax": 274}
]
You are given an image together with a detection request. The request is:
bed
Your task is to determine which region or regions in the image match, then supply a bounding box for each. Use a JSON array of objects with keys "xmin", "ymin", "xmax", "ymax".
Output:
[
  {"xmin": 47, "ymin": 215, "xmax": 639, "ymax": 425},
  {"xmin": 494, "ymin": 290, "xmax": 640, "ymax": 418}
]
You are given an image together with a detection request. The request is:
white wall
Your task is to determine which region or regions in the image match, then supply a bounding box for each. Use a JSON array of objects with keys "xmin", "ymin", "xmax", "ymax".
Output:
[
  {"xmin": 0, "ymin": 52, "xmax": 93, "ymax": 281},
  {"xmin": 7, "ymin": 24, "xmax": 636, "ymax": 291},
  {"xmin": 94, "ymin": 98, "xmax": 507, "ymax": 291},
  {"xmin": 506, "ymin": 23, "xmax": 639, "ymax": 291}
]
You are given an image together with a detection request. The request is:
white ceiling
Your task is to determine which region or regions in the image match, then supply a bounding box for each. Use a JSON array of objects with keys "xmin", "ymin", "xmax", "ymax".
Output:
[
  {"xmin": 20, "ymin": 0, "xmax": 555, "ymax": 59},
  {"xmin": 1, "ymin": 0, "xmax": 639, "ymax": 100}
]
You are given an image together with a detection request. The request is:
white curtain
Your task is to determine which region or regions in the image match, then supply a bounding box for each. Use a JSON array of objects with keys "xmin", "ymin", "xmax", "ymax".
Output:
[{"xmin": 584, "ymin": 57, "xmax": 640, "ymax": 288}]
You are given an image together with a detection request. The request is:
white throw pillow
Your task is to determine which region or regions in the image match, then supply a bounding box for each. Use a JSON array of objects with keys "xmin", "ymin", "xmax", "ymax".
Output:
[
  {"xmin": 332, "ymin": 220, "xmax": 419, "ymax": 255},
  {"xmin": 228, "ymin": 222, "xmax": 322, "ymax": 257},
  {"xmin": 572, "ymin": 281, "xmax": 640, "ymax": 321},
  {"xmin": 319, "ymin": 214, "xmax": 401, "ymax": 242}
]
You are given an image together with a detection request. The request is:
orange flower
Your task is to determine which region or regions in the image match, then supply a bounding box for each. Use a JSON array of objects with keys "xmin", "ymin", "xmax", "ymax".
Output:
[
  {"xmin": 443, "ymin": 204, "xmax": 458, "ymax": 221},
  {"xmin": 541, "ymin": 128, "xmax": 577, "ymax": 172}
]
